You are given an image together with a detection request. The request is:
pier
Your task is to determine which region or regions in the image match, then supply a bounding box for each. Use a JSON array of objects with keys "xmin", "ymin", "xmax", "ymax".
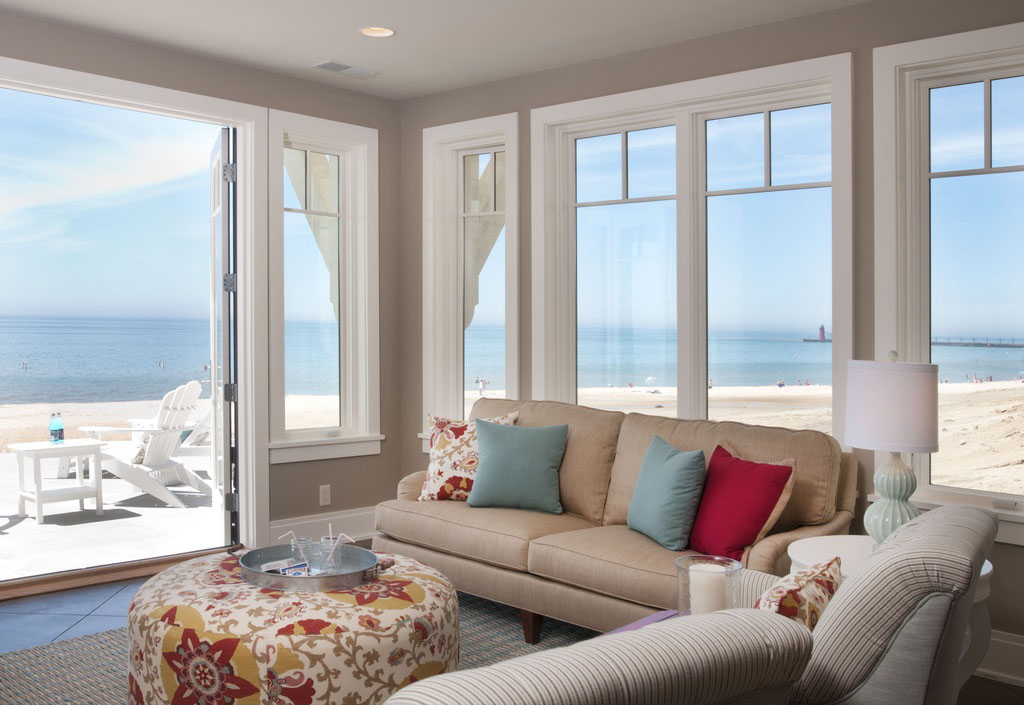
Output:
[{"xmin": 931, "ymin": 337, "xmax": 1024, "ymax": 349}]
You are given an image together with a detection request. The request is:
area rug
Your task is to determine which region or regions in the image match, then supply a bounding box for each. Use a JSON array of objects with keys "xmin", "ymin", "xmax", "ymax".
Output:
[{"xmin": 0, "ymin": 592, "xmax": 595, "ymax": 704}]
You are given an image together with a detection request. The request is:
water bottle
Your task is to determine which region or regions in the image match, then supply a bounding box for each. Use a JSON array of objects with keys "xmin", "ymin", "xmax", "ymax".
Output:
[
  {"xmin": 55, "ymin": 412, "xmax": 65, "ymax": 442},
  {"xmin": 49, "ymin": 413, "xmax": 59, "ymax": 443}
]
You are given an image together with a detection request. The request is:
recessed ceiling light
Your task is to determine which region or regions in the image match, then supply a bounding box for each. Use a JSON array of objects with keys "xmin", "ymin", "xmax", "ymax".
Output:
[{"xmin": 360, "ymin": 26, "xmax": 395, "ymax": 38}]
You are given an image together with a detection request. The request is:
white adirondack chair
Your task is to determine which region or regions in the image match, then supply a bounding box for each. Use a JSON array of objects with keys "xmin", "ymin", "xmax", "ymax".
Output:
[{"xmin": 82, "ymin": 381, "xmax": 212, "ymax": 508}]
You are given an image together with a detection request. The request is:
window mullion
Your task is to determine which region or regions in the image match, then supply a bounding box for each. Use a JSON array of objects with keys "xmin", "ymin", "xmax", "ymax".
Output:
[
  {"xmin": 763, "ymin": 110, "xmax": 772, "ymax": 187},
  {"xmin": 621, "ymin": 131, "xmax": 628, "ymax": 200},
  {"xmin": 984, "ymin": 79, "xmax": 992, "ymax": 170}
]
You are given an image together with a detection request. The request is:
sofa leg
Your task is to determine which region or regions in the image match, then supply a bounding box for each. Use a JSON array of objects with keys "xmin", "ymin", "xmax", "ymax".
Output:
[{"xmin": 520, "ymin": 609, "xmax": 543, "ymax": 644}]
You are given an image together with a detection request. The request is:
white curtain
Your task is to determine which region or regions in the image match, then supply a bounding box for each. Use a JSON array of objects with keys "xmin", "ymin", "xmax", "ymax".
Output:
[{"xmin": 463, "ymin": 156, "xmax": 504, "ymax": 329}]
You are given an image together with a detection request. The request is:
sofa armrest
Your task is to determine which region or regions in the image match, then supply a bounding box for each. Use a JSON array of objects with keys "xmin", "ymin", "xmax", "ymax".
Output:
[
  {"xmin": 736, "ymin": 568, "xmax": 780, "ymax": 608},
  {"xmin": 745, "ymin": 510, "xmax": 854, "ymax": 575},
  {"xmin": 386, "ymin": 609, "xmax": 811, "ymax": 705},
  {"xmin": 397, "ymin": 471, "xmax": 426, "ymax": 501}
]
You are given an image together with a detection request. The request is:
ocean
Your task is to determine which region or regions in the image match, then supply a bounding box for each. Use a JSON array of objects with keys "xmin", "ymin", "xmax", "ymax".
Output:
[{"xmin": 1, "ymin": 317, "xmax": 1021, "ymax": 404}]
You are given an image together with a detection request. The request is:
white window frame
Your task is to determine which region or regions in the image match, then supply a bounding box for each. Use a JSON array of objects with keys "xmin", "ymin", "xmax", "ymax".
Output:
[
  {"xmin": 531, "ymin": 55, "xmax": 853, "ymax": 436},
  {"xmin": 0, "ymin": 55, "xmax": 272, "ymax": 548},
  {"xmin": 268, "ymin": 110, "xmax": 381, "ymax": 464},
  {"xmin": 421, "ymin": 113, "xmax": 518, "ymax": 448},
  {"xmin": 873, "ymin": 22, "xmax": 1024, "ymax": 542}
]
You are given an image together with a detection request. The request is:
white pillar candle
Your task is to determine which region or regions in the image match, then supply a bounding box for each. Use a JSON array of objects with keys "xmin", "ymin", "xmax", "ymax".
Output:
[{"xmin": 690, "ymin": 563, "xmax": 729, "ymax": 614}]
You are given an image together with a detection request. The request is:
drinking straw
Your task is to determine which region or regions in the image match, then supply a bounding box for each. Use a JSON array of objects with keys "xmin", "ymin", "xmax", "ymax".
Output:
[
  {"xmin": 323, "ymin": 532, "xmax": 357, "ymax": 568},
  {"xmin": 278, "ymin": 531, "xmax": 308, "ymax": 565}
]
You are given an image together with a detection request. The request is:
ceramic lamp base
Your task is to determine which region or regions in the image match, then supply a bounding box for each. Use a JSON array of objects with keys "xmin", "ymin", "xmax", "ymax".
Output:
[{"xmin": 864, "ymin": 451, "xmax": 921, "ymax": 544}]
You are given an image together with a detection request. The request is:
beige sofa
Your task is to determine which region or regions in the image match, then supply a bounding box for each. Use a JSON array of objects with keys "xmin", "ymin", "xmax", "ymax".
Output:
[{"xmin": 373, "ymin": 399, "xmax": 857, "ymax": 637}]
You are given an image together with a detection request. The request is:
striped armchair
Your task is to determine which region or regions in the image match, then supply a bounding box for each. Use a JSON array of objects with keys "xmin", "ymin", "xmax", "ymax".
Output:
[{"xmin": 387, "ymin": 505, "xmax": 996, "ymax": 705}]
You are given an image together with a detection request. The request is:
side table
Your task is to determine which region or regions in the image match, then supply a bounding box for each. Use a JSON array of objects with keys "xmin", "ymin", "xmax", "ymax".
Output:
[{"xmin": 9, "ymin": 439, "xmax": 105, "ymax": 523}]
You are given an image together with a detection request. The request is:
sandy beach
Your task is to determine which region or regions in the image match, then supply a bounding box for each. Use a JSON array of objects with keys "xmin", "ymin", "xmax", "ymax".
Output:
[{"xmin": 2, "ymin": 381, "xmax": 1018, "ymax": 494}]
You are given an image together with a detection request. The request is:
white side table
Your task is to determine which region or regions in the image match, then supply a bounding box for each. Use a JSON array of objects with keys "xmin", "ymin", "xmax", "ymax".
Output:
[
  {"xmin": 788, "ymin": 534, "xmax": 993, "ymax": 689},
  {"xmin": 10, "ymin": 439, "xmax": 105, "ymax": 523},
  {"xmin": 788, "ymin": 534, "xmax": 877, "ymax": 577}
]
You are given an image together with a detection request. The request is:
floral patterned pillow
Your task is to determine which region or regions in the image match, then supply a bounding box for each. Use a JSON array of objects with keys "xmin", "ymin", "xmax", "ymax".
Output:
[
  {"xmin": 418, "ymin": 412, "xmax": 519, "ymax": 501},
  {"xmin": 755, "ymin": 556, "xmax": 842, "ymax": 630}
]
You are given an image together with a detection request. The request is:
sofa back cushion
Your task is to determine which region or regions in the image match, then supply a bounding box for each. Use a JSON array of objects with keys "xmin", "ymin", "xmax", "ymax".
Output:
[
  {"xmin": 470, "ymin": 399, "xmax": 623, "ymax": 524},
  {"xmin": 604, "ymin": 414, "xmax": 842, "ymax": 531}
]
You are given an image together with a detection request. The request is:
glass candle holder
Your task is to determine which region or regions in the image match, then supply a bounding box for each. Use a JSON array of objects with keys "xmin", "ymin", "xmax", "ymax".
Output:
[{"xmin": 675, "ymin": 555, "xmax": 743, "ymax": 616}]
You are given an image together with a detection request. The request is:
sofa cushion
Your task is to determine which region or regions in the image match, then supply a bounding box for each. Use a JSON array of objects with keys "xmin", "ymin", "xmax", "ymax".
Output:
[
  {"xmin": 604, "ymin": 414, "xmax": 841, "ymax": 531},
  {"xmin": 528, "ymin": 525, "xmax": 698, "ymax": 610},
  {"xmin": 375, "ymin": 499, "xmax": 594, "ymax": 572},
  {"xmin": 470, "ymin": 399, "xmax": 624, "ymax": 524},
  {"xmin": 469, "ymin": 421, "xmax": 568, "ymax": 514}
]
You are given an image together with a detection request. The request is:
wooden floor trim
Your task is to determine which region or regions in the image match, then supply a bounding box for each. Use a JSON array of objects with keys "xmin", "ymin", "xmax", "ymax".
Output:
[{"xmin": 0, "ymin": 544, "xmax": 242, "ymax": 601}]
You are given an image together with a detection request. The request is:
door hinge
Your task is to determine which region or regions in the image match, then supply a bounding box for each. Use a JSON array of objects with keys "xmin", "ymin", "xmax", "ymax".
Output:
[
  {"xmin": 224, "ymin": 383, "xmax": 237, "ymax": 403},
  {"xmin": 229, "ymin": 446, "xmax": 238, "ymax": 465},
  {"xmin": 222, "ymin": 272, "xmax": 237, "ymax": 292},
  {"xmin": 224, "ymin": 492, "xmax": 239, "ymax": 512},
  {"xmin": 222, "ymin": 163, "xmax": 237, "ymax": 183}
]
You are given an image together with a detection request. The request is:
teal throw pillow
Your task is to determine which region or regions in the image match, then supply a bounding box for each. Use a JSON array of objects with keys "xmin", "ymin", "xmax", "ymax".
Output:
[
  {"xmin": 627, "ymin": 436, "xmax": 706, "ymax": 550},
  {"xmin": 467, "ymin": 420, "xmax": 568, "ymax": 514}
]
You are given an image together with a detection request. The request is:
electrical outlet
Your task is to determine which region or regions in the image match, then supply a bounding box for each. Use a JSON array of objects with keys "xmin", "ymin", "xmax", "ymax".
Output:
[{"xmin": 319, "ymin": 484, "xmax": 331, "ymax": 507}]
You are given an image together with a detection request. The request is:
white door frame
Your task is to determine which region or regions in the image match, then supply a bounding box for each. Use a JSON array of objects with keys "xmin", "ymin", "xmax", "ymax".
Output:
[{"xmin": 0, "ymin": 56, "xmax": 271, "ymax": 548}]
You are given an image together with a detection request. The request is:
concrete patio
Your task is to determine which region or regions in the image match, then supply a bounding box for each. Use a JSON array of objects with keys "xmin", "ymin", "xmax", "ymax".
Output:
[{"xmin": 0, "ymin": 450, "xmax": 227, "ymax": 581}]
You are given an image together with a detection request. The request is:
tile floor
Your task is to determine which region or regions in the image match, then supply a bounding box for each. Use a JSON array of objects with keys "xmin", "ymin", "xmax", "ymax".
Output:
[{"xmin": 0, "ymin": 577, "xmax": 148, "ymax": 654}]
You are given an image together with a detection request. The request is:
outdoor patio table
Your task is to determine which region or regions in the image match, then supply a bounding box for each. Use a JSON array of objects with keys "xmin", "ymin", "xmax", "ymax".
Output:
[{"xmin": 9, "ymin": 438, "xmax": 105, "ymax": 523}]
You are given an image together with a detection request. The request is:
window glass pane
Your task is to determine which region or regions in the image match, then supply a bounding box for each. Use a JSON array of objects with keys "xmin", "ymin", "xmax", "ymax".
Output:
[
  {"xmin": 283, "ymin": 212, "xmax": 340, "ymax": 429},
  {"xmin": 464, "ymin": 153, "xmax": 495, "ymax": 214},
  {"xmin": 627, "ymin": 126, "xmax": 675, "ymax": 198},
  {"xmin": 464, "ymin": 216, "xmax": 506, "ymax": 417},
  {"xmin": 309, "ymin": 151, "xmax": 339, "ymax": 213},
  {"xmin": 992, "ymin": 75, "xmax": 1024, "ymax": 167},
  {"xmin": 706, "ymin": 113, "xmax": 764, "ymax": 192},
  {"xmin": 930, "ymin": 171, "xmax": 1024, "ymax": 495},
  {"xmin": 494, "ymin": 151, "xmax": 506, "ymax": 212},
  {"xmin": 283, "ymin": 147, "xmax": 305, "ymax": 209},
  {"xmin": 930, "ymin": 82, "xmax": 984, "ymax": 172},
  {"xmin": 707, "ymin": 188, "xmax": 832, "ymax": 433},
  {"xmin": 577, "ymin": 201, "xmax": 676, "ymax": 416},
  {"xmin": 770, "ymin": 104, "xmax": 831, "ymax": 185},
  {"xmin": 576, "ymin": 133, "xmax": 622, "ymax": 203}
]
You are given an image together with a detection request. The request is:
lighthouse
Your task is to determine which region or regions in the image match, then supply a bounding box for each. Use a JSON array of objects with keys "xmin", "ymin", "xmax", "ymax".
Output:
[{"xmin": 818, "ymin": 324, "xmax": 825, "ymax": 342}]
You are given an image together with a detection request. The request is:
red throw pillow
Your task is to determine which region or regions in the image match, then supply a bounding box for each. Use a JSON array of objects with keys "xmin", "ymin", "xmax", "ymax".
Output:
[{"xmin": 688, "ymin": 445, "xmax": 795, "ymax": 561}]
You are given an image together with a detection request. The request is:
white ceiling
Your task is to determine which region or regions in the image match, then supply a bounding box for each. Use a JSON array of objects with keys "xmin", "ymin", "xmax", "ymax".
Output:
[{"xmin": 0, "ymin": 0, "xmax": 872, "ymax": 100}]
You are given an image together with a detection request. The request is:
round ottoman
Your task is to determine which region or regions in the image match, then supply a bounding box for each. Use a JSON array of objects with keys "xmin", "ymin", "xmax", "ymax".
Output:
[{"xmin": 127, "ymin": 551, "xmax": 459, "ymax": 705}]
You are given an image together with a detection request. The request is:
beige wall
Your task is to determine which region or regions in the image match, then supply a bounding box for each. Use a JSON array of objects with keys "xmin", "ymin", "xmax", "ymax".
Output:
[
  {"xmin": 0, "ymin": 10, "xmax": 406, "ymax": 519},
  {"xmin": 396, "ymin": 0, "xmax": 1024, "ymax": 637}
]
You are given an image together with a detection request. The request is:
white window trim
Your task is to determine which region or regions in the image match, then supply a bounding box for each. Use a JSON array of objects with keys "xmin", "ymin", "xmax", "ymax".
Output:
[
  {"xmin": 268, "ymin": 109, "xmax": 381, "ymax": 464},
  {"xmin": 0, "ymin": 55, "xmax": 272, "ymax": 548},
  {"xmin": 873, "ymin": 21, "xmax": 1024, "ymax": 543},
  {"xmin": 422, "ymin": 113, "xmax": 519, "ymax": 450},
  {"xmin": 531, "ymin": 55, "xmax": 853, "ymax": 437}
]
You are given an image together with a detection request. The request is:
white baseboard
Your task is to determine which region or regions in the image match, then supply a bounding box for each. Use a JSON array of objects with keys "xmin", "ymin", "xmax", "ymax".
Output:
[
  {"xmin": 977, "ymin": 629, "xmax": 1024, "ymax": 687},
  {"xmin": 268, "ymin": 506, "xmax": 376, "ymax": 544}
]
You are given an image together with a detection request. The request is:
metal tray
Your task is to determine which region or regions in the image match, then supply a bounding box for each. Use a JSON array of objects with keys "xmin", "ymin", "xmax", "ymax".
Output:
[{"xmin": 238, "ymin": 543, "xmax": 387, "ymax": 593}]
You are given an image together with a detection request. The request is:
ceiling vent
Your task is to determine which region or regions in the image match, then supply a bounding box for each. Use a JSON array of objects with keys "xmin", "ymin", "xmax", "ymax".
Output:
[{"xmin": 313, "ymin": 60, "xmax": 378, "ymax": 80}]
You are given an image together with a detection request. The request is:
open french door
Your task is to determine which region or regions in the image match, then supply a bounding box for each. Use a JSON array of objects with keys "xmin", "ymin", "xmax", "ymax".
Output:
[{"xmin": 210, "ymin": 127, "xmax": 240, "ymax": 544}]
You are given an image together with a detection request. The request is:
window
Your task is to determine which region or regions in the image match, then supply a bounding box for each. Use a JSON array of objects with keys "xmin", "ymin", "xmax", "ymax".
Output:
[
  {"xmin": 422, "ymin": 114, "xmax": 518, "ymax": 435},
  {"xmin": 269, "ymin": 110, "xmax": 380, "ymax": 463},
  {"xmin": 531, "ymin": 56, "xmax": 852, "ymax": 432},
  {"xmin": 704, "ymin": 104, "xmax": 833, "ymax": 432},
  {"xmin": 874, "ymin": 24, "xmax": 1024, "ymax": 517},
  {"xmin": 462, "ymin": 149, "xmax": 508, "ymax": 418},
  {"xmin": 575, "ymin": 126, "xmax": 677, "ymax": 416}
]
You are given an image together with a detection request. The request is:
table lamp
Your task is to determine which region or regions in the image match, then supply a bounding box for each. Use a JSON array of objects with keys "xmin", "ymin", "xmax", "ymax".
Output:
[{"xmin": 845, "ymin": 355, "xmax": 938, "ymax": 543}]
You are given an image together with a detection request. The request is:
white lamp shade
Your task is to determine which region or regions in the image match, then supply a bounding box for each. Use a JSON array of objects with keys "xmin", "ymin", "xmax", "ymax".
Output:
[{"xmin": 845, "ymin": 360, "xmax": 938, "ymax": 453}]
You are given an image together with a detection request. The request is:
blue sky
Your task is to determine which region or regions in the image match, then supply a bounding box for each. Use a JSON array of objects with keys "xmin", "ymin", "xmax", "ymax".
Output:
[
  {"xmin": 2, "ymin": 83, "xmax": 1021, "ymax": 339},
  {"xmin": 0, "ymin": 87, "xmax": 220, "ymax": 319}
]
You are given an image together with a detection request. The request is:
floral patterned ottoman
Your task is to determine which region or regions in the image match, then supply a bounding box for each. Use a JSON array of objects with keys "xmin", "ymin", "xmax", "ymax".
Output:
[{"xmin": 127, "ymin": 551, "xmax": 459, "ymax": 705}]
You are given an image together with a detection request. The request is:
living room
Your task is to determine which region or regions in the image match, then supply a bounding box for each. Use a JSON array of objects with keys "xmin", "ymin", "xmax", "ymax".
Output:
[{"xmin": 0, "ymin": 1, "xmax": 1022, "ymax": 703}]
